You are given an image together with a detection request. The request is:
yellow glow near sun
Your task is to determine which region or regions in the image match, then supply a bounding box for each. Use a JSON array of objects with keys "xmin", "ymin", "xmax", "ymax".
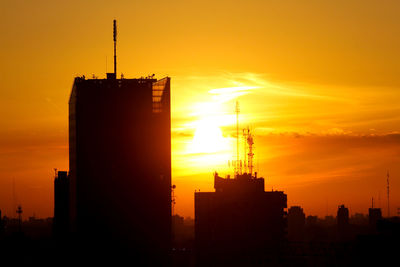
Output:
[
  {"xmin": 181, "ymin": 117, "xmax": 233, "ymax": 175},
  {"xmin": 188, "ymin": 118, "xmax": 230, "ymax": 154},
  {"xmin": 175, "ymin": 84, "xmax": 257, "ymax": 175}
]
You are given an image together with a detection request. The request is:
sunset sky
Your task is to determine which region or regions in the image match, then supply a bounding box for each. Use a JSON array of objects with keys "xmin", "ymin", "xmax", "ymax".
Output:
[{"xmin": 1, "ymin": 0, "xmax": 399, "ymax": 219}]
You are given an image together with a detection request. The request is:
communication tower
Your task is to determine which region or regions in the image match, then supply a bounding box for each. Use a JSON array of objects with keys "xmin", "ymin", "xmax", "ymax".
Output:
[
  {"xmin": 243, "ymin": 129, "xmax": 248, "ymax": 174},
  {"xmin": 246, "ymin": 128, "xmax": 254, "ymax": 176},
  {"xmin": 113, "ymin": 19, "xmax": 117, "ymax": 75},
  {"xmin": 235, "ymin": 101, "xmax": 240, "ymax": 176}
]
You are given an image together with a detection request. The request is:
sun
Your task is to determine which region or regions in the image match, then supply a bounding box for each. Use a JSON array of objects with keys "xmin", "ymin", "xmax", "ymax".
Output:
[{"xmin": 188, "ymin": 118, "xmax": 230, "ymax": 154}]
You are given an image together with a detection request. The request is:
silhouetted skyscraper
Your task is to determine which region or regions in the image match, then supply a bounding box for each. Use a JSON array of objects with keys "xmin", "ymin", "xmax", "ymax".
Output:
[
  {"xmin": 68, "ymin": 74, "xmax": 171, "ymax": 262},
  {"xmin": 195, "ymin": 172, "xmax": 287, "ymax": 263},
  {"xmin": 337, "ymin": 204, "xmax": 349, "ymax": 240},
  {"xmin": 337, "ymin": 205, "xmax": 349, "ymax": 228}
]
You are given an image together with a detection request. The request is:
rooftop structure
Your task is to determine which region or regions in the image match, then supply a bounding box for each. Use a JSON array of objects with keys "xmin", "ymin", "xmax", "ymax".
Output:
[
  {"xmin": 195, "ymin": 105, "xmax": 287, "ymax": 263},
  {"xmin": 195, "ymin": 172, "xmax": 287, "ymax": 262}
]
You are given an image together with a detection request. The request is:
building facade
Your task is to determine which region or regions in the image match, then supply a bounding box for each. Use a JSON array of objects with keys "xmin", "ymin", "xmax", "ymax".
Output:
[
  {"xmin": 195, "ymin": 172, "xmax": 287, "ymax": 263},
  {"xmin": 68, "ymin": 75, "xmax": 171, "ymax": 261}
]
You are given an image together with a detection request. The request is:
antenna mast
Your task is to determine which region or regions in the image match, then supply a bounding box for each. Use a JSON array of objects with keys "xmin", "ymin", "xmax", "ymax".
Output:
[
  {"xmin": 243, "ymin": 129, "xmax": 247, "ymax": 174},
  {"xmin": 387, "ymin": 171, "xmax": 390, "ymax": 217},
  {"xmin": 113, "ymin": 19, "xmax": 117, "ymax": 76},
  {"xmin": 247, "ymin": 128, "xmax": 254, "ymax": 176},
  {"xmin": 235, "ymin": 101, "xmax": 240, "ymax": 176}
]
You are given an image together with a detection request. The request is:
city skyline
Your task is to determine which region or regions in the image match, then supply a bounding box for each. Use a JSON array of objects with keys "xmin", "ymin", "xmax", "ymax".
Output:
[{"xmin": 1, "ymin": 0, "xmax": 400, "ymax": 219}]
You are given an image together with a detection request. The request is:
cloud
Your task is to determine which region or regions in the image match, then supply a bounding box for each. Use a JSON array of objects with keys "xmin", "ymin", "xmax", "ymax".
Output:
[{"xmin": 208, "ymin": 86, "xmax": 259, "ymax": 103}]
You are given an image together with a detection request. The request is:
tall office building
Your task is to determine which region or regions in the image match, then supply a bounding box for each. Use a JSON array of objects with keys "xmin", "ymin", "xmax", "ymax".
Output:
[{"xmin": 68, "ymin": 74, "xmax": 171, "ymax": 261}]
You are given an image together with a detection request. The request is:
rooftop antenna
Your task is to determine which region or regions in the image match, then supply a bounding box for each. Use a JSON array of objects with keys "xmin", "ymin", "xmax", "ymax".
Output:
[
  {"xmin": 243, "ymin": 128, "xmax": 247, "ymax": 174},
  {"xmin": 113, "ymin": 19, "xmax": 117, "ymax": 76},
  {"xmin": 387, "ymin": 170, "xmax": 390, "ymax": 217},
  {"xmin": 247, "ymin": 127, "xmax": 254, "ymax": 177},
  {"xmin": 235, "ymin": 101, "xmax": 240, "ymax": 176},
  {"xmin": 371, "ymin": 197, "xmax": 374, "ymax": 209}
]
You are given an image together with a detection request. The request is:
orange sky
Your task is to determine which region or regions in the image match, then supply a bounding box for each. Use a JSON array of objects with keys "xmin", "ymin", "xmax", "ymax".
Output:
[{"xmin": 1, "ymin": 0, "xmax": 399, "ymax": 219}]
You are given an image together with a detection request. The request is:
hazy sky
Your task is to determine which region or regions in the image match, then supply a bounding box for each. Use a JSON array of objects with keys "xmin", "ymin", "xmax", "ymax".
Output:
[{"xmin": 1, "ymin": 0, "xmax": 399, "ymax": 218}]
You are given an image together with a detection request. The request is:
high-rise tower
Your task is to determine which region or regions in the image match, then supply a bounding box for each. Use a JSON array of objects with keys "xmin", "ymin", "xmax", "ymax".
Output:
[{"xmin": 68, "ymin": 21, "xmax": 171, "ymax": 263}]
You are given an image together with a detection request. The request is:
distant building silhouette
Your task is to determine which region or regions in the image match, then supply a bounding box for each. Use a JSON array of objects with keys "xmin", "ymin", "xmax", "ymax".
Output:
[
  {"xmin": 306, "ymin": 215, "xmax": 318, "ymax": 226},
  {"xmin": 369, "ymin": 208, "xmax": 382, "ymax": 228},
  {"xmin": 337, "ymin": 205, "xmax": 349, "ymax": 228},
  {"xmin": 323, "ymin": 215, "xmax": 336, "ymax": 226},
  {"xmin": 337, "ymin": 204, "xmax": 349, "ymax": 239},
  {"xmin": 172, "ymin": 214, "xmax": 194, "ymax": 250},
  {"xmin": 350, "ymin": 212, "xmax": 368, "ymax": 225},
  {"xmin": 68, "ymin": 74, "xmax": 171, "ymax": 262},
  {"xmin": 288, "ymin": 206, "xmax": 305, "ymax": 242},
  {"xmin": 195, "ymin": 172, "xmax": 287, "ymax": 263},
  {"xmin": 0, "ymin": 210, "xmax": 4, "ymax": 238},
  {"xmin": 53, "ymin": 170, "xmax": 69, "ymax": 238}
]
